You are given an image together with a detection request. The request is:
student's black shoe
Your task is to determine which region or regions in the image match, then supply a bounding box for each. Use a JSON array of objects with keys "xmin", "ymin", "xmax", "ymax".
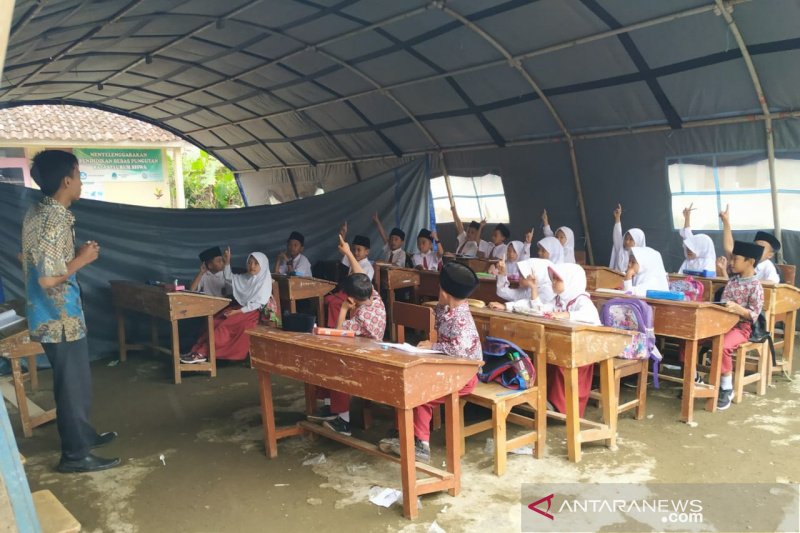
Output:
[
  {"xmin": 57, "ymin": 454, "xmax": 121, "ymax": 473},
  {"xmin": 91, "ymin": 431, "xmax": 118, "ymax": 449},
  {"xmin": 322, "ymin": 416, "xmax": 352, "ymax": 436},
  {"xmin": 717, "ymin": 389, "xmax": 733, "ymax": 411},
  {"xmin": 306, "ymin": 406, "xmax": 337, "ymax": 422}
]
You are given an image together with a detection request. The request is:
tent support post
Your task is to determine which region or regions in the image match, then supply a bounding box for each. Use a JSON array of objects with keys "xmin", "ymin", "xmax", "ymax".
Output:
[
  {"xmin": 438, "ymin": 152, "xmax": 456, "ymax": 212},
  {"xmin": 715, "ymin": 0, "xmax": 781, "ymax": 258},
  {"xmin": 0, "ymin": 0, "xmax": 13, "ymax": 75},
  {"xmin": 567, "ymin": 140, "xmax": 594, "ymax": 265}
]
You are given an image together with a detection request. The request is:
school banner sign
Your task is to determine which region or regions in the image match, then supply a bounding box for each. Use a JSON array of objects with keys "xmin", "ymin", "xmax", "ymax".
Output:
[{"xmin": 75, "ymin": 148, "xmax": 164, "ymax": 182}]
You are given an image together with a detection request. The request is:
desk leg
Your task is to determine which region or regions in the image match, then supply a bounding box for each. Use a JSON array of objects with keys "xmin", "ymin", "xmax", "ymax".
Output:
[
  {"xmin": 564, "ymin": 367, "xmax": 581, "ymax": 463},
  {"xmin": 398, "ymin": 407, "xmax": 418, "ymax": 519},
  {"xmin": 258, "ymin": 371, "xmax": 278, "ymax": 458},
  {"xmin": 388, "ymin": 289, "xmax": 396, "ymax": 342},
  {"xmin": 11, "ymin": 359, "xmax": 32, "ymax": 438},
  {"xmin": 783, "ymin": 310, "xmax": 797, "ymax": 378},
  {"xmin": 207, "ymin": 315, "xmax": 217, "ymax": 378},
  {"xmin": 150, "ymin": 317, "xmax": 159, "ymax": 356},
  {"xmin": 116, "ymin": 312, "xmax": 127, "ymax": 362},
  {"xmin": 316, "ymin": 297, "xmax": 324, "ymax": 328},
  {"xmin": 171, "ymin": 320, "xmax": 181, "ymax": 385},
  {"xmin": 599, "ymin": 360, "xmax": 617, "ymax": 448},
  {"xmin": 706, "ymin": 335, "xmax": 722, "ymax": 413},
  {"xmin": 681, "ymin": 340, "xmax": 699, "ymax": 423},
  {"xmin": 443, "ymin": 391, "xmax": 461, "ymax": 495},
  {"xmin": 290, "ymin": 299, "xmax": 297, "ymax": 314},
  {"xmin": 27, "ymin": 355, "xmax": 38, "ymax": 392}
]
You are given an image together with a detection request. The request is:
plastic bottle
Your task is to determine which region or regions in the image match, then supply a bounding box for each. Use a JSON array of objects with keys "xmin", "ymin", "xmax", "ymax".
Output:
[{"xmin": 509, "ymin": 351, "xmax": 531, "ymax": 387}]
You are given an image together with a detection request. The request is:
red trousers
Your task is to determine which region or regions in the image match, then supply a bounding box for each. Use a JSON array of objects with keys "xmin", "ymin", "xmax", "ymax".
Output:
[
  {"xmin": 413, "ymin": 375, "xmax": 478, "ymax": 441},
  {"xmin": 316, "ymin": 387, "xmax": 351, "ymax": 414},
  {"xmin": 547, "ymin": 364, "xmax": 594, "ymax": 417},
  {"xmin": 325, "ymin": 291, "xmax": 347, "ymax": 328},
  {"xmin": 721, "ymin": 322, "xmax": 752, "ymax": 375},
  {"xmin": 191, "ymin": 305, "xmax": 260, "ymax": 361}
]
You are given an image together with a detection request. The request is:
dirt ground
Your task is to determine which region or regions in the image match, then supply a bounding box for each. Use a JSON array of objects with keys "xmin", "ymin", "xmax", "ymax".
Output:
[{"xmin": 10, "ymin": 345, "xmax": 800, "ymax": 533}]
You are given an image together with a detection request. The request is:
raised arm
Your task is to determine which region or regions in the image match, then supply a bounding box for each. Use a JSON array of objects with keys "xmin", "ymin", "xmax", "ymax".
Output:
[
  {"xmin": 542, "ymin": 210, "xmax": 554, "ymax": 237},
  {"xmin": 679, "ymin": 203, "xmax": 694, "ymax": 239},
  {"xmin": 338, "ymin": 235, "xmax": 363, "ymax": 275},
  {"xmin": 38, "ymin": 240, "xmax": 99, "ymax": 289},
  {"xmin": 190, "ymin": 262, "xmax": 207, "ymax": 291},
  {"xmin": 432, "ymin": 231, "xmax": 445, "ymax": 258},
  {"xmin": 372, "ymin": 212, "xmax": 389, "ymax": 245},
  {"xmin": 720, "ymin": 204, "xmax": 733, "ymax": 257},
  {"xmin": 612, "ymin": 203, "xmax": 623, "ymax": 248}
]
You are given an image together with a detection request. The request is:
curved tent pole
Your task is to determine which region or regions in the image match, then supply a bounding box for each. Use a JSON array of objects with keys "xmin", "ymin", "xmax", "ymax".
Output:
[
  {"xmin": 715, "ymin": 0, "xmax": 781, "ymax": 258},
  {"xmin": 438, "ymin": 3, "xmax": 595, "ymax": 264}
]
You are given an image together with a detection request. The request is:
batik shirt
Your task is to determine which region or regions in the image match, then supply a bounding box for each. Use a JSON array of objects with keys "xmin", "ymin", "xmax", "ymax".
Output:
[
  {"xmin": 721, "ymin": 274, "xmax": 764, "ymax": 324},
  {"xmin": 341, "ymin": 289, "xmax": 386, "ymax": 340},
  {"xmin": 431, "ymin": 302, "xmax": 482, "ymax": 361},
  {"xmin": 21, "ymin": 196, "xmax": 86, "ymax": 343}
]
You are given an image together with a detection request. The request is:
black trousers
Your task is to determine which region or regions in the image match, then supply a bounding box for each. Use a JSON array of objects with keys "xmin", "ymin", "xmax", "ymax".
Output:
[{"xmin": 42, "ymin": 337, "xmax": 97, "ymax": 460}]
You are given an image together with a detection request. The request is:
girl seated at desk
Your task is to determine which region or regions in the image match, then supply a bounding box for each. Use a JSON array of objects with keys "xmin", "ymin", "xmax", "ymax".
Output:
[{"xmin": 181, "ymin": 249, "xmax": 272, "ymax": 364}]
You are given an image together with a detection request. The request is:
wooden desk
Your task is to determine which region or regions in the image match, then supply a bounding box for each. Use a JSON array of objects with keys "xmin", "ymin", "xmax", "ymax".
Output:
[
  {"xmin": 590, "ymin": 292, "xmax": 739, "ymax": 423},
  {"xmin": 247, "ymin": 327, "xmax": 480, "ymax": 519},
  {"xmin": 272, "ymin": 275, "xmax": 335, "ymax": 325},
  {"xmin": 769, "ymin": 283, "xmax": 800, "ymax": 380},
  {"xmin": 583, "ymin": 266, "xmax": 625, "ymax": 292},
  {"xmin": 378, "ymin": 266, "xmax": 421, "ymax": 341},
  {"xmin": 453, "ymin": 256, "xmax": 498, "ymax": 274},
  {"xmin": 411, "ymin": 270, "xmax": 500, "ymax": 304},
  {"xmin": 110, "ymin": 281, "xmax": 230, "ymax": 384},
  {"xmin": 452, "ymin": 305, "xmax": 633, "ymax": 462},
  {"xmin": 0, "ymin": 304, "xmax": 54, "ymax": 438}
]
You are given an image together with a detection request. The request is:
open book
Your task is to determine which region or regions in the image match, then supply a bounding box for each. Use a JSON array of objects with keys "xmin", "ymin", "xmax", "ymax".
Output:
[{"xmin": 376, "ymin": 342, "xmax": 443, "ymax": 354}]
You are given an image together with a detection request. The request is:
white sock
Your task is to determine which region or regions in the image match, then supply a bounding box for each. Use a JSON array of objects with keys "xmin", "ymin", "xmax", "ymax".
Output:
[
  {"xmin": 420, "ymin": 440, "xmax": 429, "ymax": 447},
  {"xmin": 323, "ymin": 398, "xmax": 331, "ymax": 406},
  {"xmin": 339, "ymin": 411, "xmax": 350, "ymax": 422},
  {"xmin": 721, "ymin": 375, "xmax": 732, "ymax": 390}
]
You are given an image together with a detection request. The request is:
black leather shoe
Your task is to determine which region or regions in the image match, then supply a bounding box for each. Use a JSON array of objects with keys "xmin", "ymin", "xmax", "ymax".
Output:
[
  {"xmin": 92, "ymin": 431, "xmax": 118, "ymax": 448},
  {"xmin": 57, "ymin": 454, "xmax": 121, "ymax": 473}
]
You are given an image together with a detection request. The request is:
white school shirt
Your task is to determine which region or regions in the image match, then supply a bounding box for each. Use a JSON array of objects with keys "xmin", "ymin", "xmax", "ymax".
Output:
[
  {"xmin": 495, "ymin": 274, "xmax": 555, "ymax": 305},
  {"xmin": 277, "ymin": 253, "xmax": 312, "ymax": 277},
  {"xmin": 382, "ymin": 244, "xmax": 407, "ymax": 267},
  {"xmin": 341, "ymin": 256, "xmax": 375, "ymax": 281},
  {"xmin": 197, "ymin": 270, "xmax": 230, "ymax": 297},
  {"xmin": 755, "ymin": 259, "xmax": 780, "ymax": 283},
  {"xmin": 455, "ymin": 231, "xmax": 492, "ymax": 257},
  {"xmin": 412, "ymin": 250, "xmax": 441, "ymax": 271},
  {"xmin": 485, "ymin": 242, "xmax": 508, "ymax": 260}
]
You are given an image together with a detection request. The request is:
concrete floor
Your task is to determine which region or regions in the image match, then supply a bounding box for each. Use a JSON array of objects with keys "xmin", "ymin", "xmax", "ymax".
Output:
[{"xmin": 10, "ymin": 347, "xmax": 800, "ymax": 533}]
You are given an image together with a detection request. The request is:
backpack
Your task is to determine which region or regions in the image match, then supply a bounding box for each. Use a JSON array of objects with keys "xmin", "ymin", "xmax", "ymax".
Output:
[
  {"xmin": 669, "ymin": 276, "xmax": 704, "ymax": 301},
  {"xmin": 600, "ymin": 298, "xmax": 663, "ymax": 388},
  {"xmin": 478, "ymin": 337, "xmax": 537, "ymax": 390}
]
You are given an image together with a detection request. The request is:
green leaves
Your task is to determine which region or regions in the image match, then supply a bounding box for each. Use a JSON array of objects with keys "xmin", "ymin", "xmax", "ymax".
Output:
[{"xmin": 182, "ymin": 150, "xmax": 243, "ymax": 209}]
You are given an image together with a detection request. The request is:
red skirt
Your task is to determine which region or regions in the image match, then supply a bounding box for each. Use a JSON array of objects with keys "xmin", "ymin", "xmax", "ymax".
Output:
[
  {"xmin": 191, "ymin": 305, "xmax": 260, "ymax": 361},
  {"xmin": 547, "ymin": 364, "xmax": 594, "ymax": 417}
]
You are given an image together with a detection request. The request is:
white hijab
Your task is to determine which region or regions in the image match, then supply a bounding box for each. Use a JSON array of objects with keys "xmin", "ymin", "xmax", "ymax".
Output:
[
  {"xmin": 232, "ymin": 252, "xmax": 272, "ymax": 309},
  {"xmin": 516, "ymin": 257, "xmax": 555, "ymax": 303},
  {"xmin": 611, "ymin": 227, "xmax": 646, "ymax": 272},
  {"xmin": 505, "ymin": 240, "xmax": 524, "ymax": 276},
  {"xmin": 548, "ymin": 263, "xmax": 588, "ymax": 311},
  {"xmin": 630, "ymin": 246, "xmax": 669, "ymax": 292},
  {"xmin": 680, "ymin": 233, "xmax": 716, "ymax": 274},
  {"xmin": 555, "ymin": 226, "xmax": 576, "ymax": 263},
  {"xmin": 538, "ymin": 236, "xmax": 564, "ymax": 265}
]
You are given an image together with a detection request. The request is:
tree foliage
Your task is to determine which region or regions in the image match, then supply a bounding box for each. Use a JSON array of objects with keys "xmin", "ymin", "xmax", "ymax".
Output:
[{"xmin": 182, "ymin": 150, "xmax": 244, "ymax": 209}]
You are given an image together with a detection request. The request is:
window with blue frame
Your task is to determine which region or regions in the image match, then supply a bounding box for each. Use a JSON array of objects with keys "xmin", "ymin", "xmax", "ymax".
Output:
[
  {"xmin": 667, "ymin": 153, "xmax": 800, "ymax": 231},
  {"xmin": 430, "ymin": 174, "xmax": 510, "ymax": 224}
]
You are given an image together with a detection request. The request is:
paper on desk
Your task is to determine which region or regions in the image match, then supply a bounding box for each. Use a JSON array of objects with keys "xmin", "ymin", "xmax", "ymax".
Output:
[
  {"xmin": 595, "ymin": 288, "xmax": 626, "ymax": 294},
  {"xmin": 377, "ymin": 342, "xmax": 443, "ymax": 354}
]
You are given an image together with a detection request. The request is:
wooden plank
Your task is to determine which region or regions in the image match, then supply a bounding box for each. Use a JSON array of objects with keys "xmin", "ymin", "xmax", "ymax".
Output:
[
  {"xmin": 32, "ymin": 490, "xmax": 80, "ymax": 533},
  {"xmin": 0, "ymin": 380, "xmax": 47, "ymax": 419},
  {"xmin": 583, "ymin": 266, "xmax": 625, "ymax": 292}
]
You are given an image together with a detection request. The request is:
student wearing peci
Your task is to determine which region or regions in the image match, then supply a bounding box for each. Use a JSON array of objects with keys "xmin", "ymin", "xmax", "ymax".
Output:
[
  {"xmin": 451, "ymin": 203, "xmax": 491, "ymax": 257},
  {"xmin": 274, "ymin": 231, "xmax": 312, "ymax": 277},
  {"xmin": 372, "ymin": 213, "xmax": 408, "ymax": 267},
  {"xmin": 191, "ymin": 246, "xmax": 231, "ymax": 296},
  {"xmin": 325, "ymin": 221, "xmax": 375, "ymax": 328},
  {"xmin": 379, "ymin": 262, "xmax": 482, "ymax": 463},
  {"xmin": 412, "ymin": 228, "xmax": 444, "ymax": 271},
  {"xmin": 717, "ymin": 205, "xmax": 781, "ymax": 283}
]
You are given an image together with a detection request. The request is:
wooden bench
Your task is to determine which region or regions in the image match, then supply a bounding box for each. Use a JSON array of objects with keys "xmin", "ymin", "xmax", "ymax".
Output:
[
  {"xmin": 460, "ymin": 318, "xmax": 546, "ymax": 475},
  {"xmin": 732, "ymin": 287, "xmax": 776, "ymax": 403},
  {"xmin": 0, "ymin": 329, "xmax": 56, "ymax": 438},
  {"xmin": 32, "ymin": 490, "xmax": 81, "ymax": 533},
  {"xmin": 590, "ymin": 357, "xmax": 649, "ymax": 420}
]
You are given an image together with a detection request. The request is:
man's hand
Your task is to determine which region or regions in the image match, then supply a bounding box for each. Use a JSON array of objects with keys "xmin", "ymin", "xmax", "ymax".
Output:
[
  {"xmin": 613, "ymin": 203, "xmax": 622, "ymax": 223},
  {"xmin": 77, "ymin": 241, "xmax": 100, "ymax": 266},
  {"xmin": 542, "ymin": 209, "xmax": 549, "ymax": 227}
]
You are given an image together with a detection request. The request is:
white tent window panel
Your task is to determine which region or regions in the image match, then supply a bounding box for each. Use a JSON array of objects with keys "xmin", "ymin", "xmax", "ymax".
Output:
[
  {"xmin": 667, "ymin": 158, "xmax": 800, "ymax": 231},
  {"xmin": 431, "ymin": 174, "xmax": 510, "ymax": 224}
]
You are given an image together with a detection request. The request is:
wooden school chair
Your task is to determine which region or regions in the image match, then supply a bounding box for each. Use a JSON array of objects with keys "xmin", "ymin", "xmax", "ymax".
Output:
[
  {"xmin": 777, "ymin": 264, "xmax": 796, "ymax": 286},
  {"xmin": 460, "ymin": 317, "xmax": 546, "ymax": 476},
  {"xmin": 362, "ymin": 302, "xmax": 438, "ymax": 430},
  {"xmin": 732, "ymin": 287, "xmax": 775, "ymax": 403},
  {"xmin": 589, "ymin": 358, "xmax": 649, "ymax": 420}
]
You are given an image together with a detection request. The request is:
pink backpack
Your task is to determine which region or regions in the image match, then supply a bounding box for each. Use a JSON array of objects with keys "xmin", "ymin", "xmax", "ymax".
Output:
[{"xmin": 669, "ymin": 276, "xmax": 704, "ymax": 302}]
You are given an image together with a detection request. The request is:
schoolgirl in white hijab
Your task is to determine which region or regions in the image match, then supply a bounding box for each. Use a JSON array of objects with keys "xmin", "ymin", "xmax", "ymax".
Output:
[
  {"xmin": 609, "ymin": 204, "xmax": 646, "ymax": 272},
  {"xmin": 504, "ymin": 240, "xmax": 525, "ymax": 277},
  {"xmin": 545, "ymin": 263, "xmax": 600, "ymax": 324},
  {"xmin": 542, "ymin": 211, "xmax": 577, "ymax": 263},
  {"xmin": 537, "ymin": 236, "xmax": 565, "ymax": 265},
  {"xmin": 679, "ymin": 233, "xmax": 717, "ymax": 274},
  {"xmin": 489, "ymin": 257, "xmax": 555, "ymax": 312},
  {"xmin": 225, "ymin": 251, "xmax": 273, "ymax": 312},
  {"xmin": 623, "ymin": 246, "xmax": 669, "ymax": 297}
]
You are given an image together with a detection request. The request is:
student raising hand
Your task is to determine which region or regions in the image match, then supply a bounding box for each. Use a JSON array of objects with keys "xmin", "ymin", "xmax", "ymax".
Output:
[
  {"xmin": 542, "ymin": 209, "xmax": 549, "ymax": 227},
  {"xmin": 339, "ymin": 221, "xmax": 348, "ymax": 238},
  {"xmin": 719, "ymin": 204, "xmax": 730, "ymax": 225},
  {"xmin": 496, "ymin": 258, "xmax": 507, "ymax": 276},
  {"xmin": 223, "ymin": 246, "xmax": 231, "ymax": 265},
  {"xmin": 337, "ymin": 234, "xmax": 351, "ymax": 256},
  {"xmin": 613, "ymin": 203, "xmax": 622, "ymax": 223},
  {"xmin": 524, "ymin": 228, "xmax": 534, "ymax": 244}
]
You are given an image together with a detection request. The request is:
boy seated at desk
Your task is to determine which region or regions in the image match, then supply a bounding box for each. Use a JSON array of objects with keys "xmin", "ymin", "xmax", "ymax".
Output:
[
  {"xmin": 485, "ymin": 223, "xmax": 510, "ymax": 260},
  {"xmin": 325, "ymin": 222, "xmax": 375, "ymax": 327},
  {"xmin": 308, "ymin": 235, "xmax": 386, "ymax": 436},
  {"xmin": 190, "ymin": 246, "xmax": 231, "ymax": 297},
  {"xmin": 714, "ymin": 240, "xmax": 765, "ymax": 411},
  {"xmin": 412, "ymin": 228, "xmax": 444, "ymax": 271},
  {"xmin": 372, "ymin": 213, "xmax": 408, "ymax": 267},
  {"xmin": 717, "ymin": 205, "xmax": 781, "ymax": 283},
  {"xmin": 274, "ymin": 231, "xmax": 312, "ymax": 277},
  {"xmin": 451, "ymin": 203, "xmax": 491, "ymax": 257},
  {"xmin": 378, "ymin": 262, "xmax": 482, "ymax": 463}
]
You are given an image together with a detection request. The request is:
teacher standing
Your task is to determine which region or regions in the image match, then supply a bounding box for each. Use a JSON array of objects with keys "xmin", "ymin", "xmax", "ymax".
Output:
[{"xmin": 22, "ymin": 150, "xmax": 119, "ymax": 473}]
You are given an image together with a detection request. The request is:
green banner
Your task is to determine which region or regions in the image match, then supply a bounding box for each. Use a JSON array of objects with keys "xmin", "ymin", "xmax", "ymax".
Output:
[{"xmin": 75, "ymin": 148, "xmax": 164, "ymax": 182}]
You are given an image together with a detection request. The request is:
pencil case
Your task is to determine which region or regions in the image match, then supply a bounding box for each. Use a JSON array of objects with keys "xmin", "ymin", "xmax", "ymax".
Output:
[
  {"xmin": 313, "ymin": 326, "xmax": 355, "ymax": 337},
  {"xmin": 646, "ymin": 290, "xmax": 686, "ymax": 301}
]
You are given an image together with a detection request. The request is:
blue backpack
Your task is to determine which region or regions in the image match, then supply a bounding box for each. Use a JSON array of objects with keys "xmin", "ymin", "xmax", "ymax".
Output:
[
  {"xmin": 600, "ymin": 298, "xmax": 662, "ymax": 388},
  {"xmin": 478, "ymin": 337, "xmax": 537, "ymax": 390}
]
